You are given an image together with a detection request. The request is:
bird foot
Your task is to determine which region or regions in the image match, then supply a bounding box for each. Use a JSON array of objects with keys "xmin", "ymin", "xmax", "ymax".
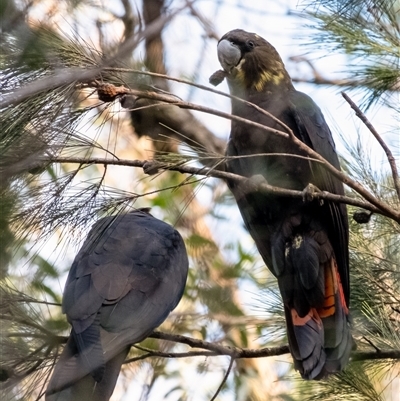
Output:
[{"xmin": 302, "ymin": 183, "xmax": 322, "ymax": 203}]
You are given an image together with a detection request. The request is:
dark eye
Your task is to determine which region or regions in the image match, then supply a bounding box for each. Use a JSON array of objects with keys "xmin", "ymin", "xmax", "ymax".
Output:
[{"xmin": 247, "ymin": 40, "xmax": 255, "ymax": 48}]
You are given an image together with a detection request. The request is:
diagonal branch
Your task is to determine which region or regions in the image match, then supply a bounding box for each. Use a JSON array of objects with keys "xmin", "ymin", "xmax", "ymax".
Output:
[
  {"xmin": 210, "ymin": 356, "xmax": 234, "ymax": 401},
  {"xmin": 146, "ymin": 332, "xmax": 400, "ymax": 363},
  {"xmin": 342, "ymin": 91, "xmax": 400, "ymax": 202},
  {"xmin": 90, "ymin": 81, "xmax": 400, "ymax": 221},
  {"xmin": 124, "ymin": 350, "xmax": 217, "ymax": 364}
]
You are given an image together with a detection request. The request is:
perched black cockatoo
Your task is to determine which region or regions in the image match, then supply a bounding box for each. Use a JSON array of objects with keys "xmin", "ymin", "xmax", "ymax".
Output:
[
  {"xmin": 46, "ymin": 210, "xmax": 188, "ymax": 400},
  {"xmin": 212, "ymin": 29, "xmax": 353, "ymax": 379}
]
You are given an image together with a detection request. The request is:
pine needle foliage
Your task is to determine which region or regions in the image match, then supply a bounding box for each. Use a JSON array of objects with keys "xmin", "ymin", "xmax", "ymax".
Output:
[
  {"xmin": 1, "ymin": 24, "xmax": 139, "ymax": 248},
  {"xmin": 294, "ymin": 364, "xmax": 386, "ymax": 401},
  {"xmin": 0, "ymin": 281, "xmax": 64, "ymax": 401},
  {"xmin": 305, "ymin": 0, "xmax": 400, "ymax": 108}
]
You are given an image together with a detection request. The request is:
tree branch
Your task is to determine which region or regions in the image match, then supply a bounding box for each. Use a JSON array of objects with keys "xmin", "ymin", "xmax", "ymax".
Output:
[
  {"xmin": 342, "ymin": 91, "xmax": 400, "ymax": 202},
  {"xmin": 124, "ymin": 350, "xmax": 217, "ymax": 364},
  {"xmin": 91, "ymin": 81, "xmax": 400, "ymax": 221},
  {"xmin": 45, "ymin": 156, "xmax": 390, "ymax": 217},
  {"xmin": 351, "ymin": 350, "xmax": 400, "ymax": 362},
  {"xmin": 128, "ymin": 331, "xmax": 400, "ymax": 363},
  {"xmin": 5, "ymin": 328, "xmax": 400, "ymax": 367},
  {"xmin": 149, "ymin": 331, "xmax": 289, "ymax": 358},
  {"xmin": 291, "ymin": 76, "xmax": 359, "ymax": 87}
]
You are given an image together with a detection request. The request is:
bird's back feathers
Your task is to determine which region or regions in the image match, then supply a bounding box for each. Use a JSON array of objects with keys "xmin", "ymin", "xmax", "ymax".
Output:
[{"xmin": 46, "ymin": 210, "xmax": 188, "ymax": 400}]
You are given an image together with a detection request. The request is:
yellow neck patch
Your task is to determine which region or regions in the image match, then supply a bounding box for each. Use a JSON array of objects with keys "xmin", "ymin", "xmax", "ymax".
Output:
[
  {"xmin": 232, "ymin": 57, "xmax": 286, "ymax": 92},
  {"xmin": 253, "ymin": 69, "xmax": 285, "ymax": 91}
]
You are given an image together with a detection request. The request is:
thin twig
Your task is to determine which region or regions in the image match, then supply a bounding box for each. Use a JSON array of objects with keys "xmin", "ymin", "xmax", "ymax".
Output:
[
  {"xmin": 150, "ymin": 331, "xmax": 243, "ymax": 357},
  {"xmin": 14, "ymin": 299, "xmax": 61, "ymax": 307},
  {"xmin": 124, "ymin": 350, "xmax": 217, "ymax": 364},
  {"xmin": 94, "ymin": 75, "xmax": 295, "ymax": 139},
  {"xmin": 122, "ymin": 345, "xmax": 400, "ymax": 364},
  {"xmin": 362, "ymin": 336, "xmax": 381, "ymax": 353},
  {"xmin": 210, "ymin": 357, "xmax": 235, "ymax": 401},
  {"xmin": 289, "ymin": 56, "xmax": 357, "ymax": 87},
  {"xmin": 292, "ymin": 76, "xmax": 358, "ymax": 87},
  {"xmin": 342, "ymin": 92, "xmax": 400, "ymax": 202}
]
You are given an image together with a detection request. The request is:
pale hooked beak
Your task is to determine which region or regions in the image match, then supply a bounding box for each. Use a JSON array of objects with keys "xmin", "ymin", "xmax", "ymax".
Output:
[{"xmin": 217, "ymin": 39, "xmax": 241, "ymax": 73}]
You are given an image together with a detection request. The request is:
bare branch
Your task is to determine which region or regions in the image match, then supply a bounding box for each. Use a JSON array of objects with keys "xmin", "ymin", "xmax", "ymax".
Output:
[
  {"xmin": 124, "ymin": 350, "xmax": 217, "ymax": 364},
  {"xmin": 291, "ymin": 76, "xmax": 359, "ymax": 87},
  {"xmin": 143, "ymin": 332, "xmax": 400, "ymax": 363},
  {"xmin": 101, "ymin": 68, "xmax": 295, "ymax": 136},
  {"xmin": 342, "ymin": 92, "xmax": 400, "ymax": 202},
  {"xmin": 149, "ymin": 331, "xmax": 289, "ymax": 358},
  {"xmin": 290, "ymin": 56, "xmax": 400, "ymax": 92},
  {"xmin": 45, "ymin": 156, "xmax": 392, "ymax": 218},
  {"xmin": 91, "ymin": 81, "xmax": 400, "ymax": 220},
  {"xmin": 5, "ymin": 329, "xmax": 400, "ymax": 370}
]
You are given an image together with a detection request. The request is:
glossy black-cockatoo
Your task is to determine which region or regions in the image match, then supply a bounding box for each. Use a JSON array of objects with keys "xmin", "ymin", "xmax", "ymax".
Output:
[
  {"xmin": 211, "ymin": 29, "xmax": 353, "ymax": 379},
  {"xmin": 46, "ymin": 209, "xmax": 188, "ymax": 400}
]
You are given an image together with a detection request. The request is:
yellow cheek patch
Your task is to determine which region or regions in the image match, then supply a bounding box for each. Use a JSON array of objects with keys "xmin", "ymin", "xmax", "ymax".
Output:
[
  {"xmin": 231, "ymin": 58, "xmax": 246, "ymax": 83},
  {"xmin": 237, "ymin": 58, "xmax": 246, "ymax": 70}
]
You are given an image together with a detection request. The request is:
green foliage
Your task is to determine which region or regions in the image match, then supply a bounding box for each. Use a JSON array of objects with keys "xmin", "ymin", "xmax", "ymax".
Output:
[
  {"xmin": 0, "ymin": 282, "xmax": 64, "ymax": 400},
  {"xmin": 306, "ymin": 0, "xmax": 400, "ymax": 108},
  {"xmin": 295, "ymin": 364, "xmax": 385, "ymax": 400}
]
